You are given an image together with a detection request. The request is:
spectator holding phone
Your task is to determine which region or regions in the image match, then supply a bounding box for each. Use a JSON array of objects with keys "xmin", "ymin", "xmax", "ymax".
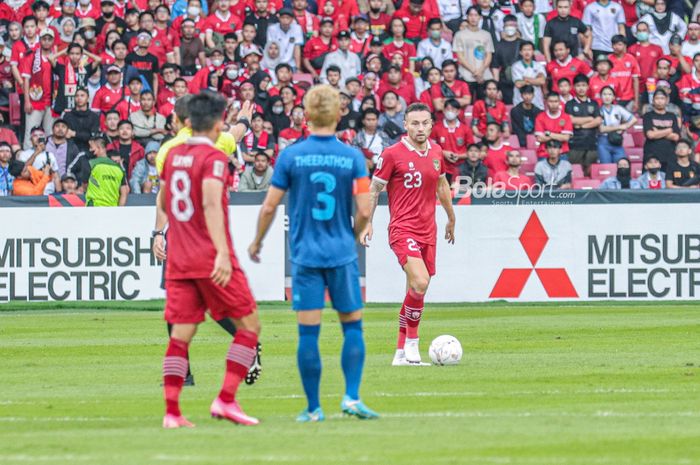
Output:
[{"xmin": 16, "ymin": 127, "xmax": 60, "ymax": 194}]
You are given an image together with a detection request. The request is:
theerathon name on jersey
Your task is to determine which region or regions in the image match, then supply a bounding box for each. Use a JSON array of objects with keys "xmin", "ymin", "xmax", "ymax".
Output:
[
  {"xmin": 0, "ymin": 237, "xmax": 158, "ymax": 301},
  {"xmin": 587, "ymin": 234, "xmax": 700, "ymax": 298}
]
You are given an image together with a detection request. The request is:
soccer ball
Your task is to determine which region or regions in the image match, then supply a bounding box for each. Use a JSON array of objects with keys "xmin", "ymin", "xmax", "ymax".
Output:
[{"xmin": 428, "ymin": 335, "xmax": 462, "ymax": 366}]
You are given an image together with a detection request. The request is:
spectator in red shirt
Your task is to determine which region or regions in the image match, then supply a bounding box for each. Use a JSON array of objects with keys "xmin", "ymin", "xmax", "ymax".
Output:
[
  {"xmin": 483, "ymin": 121, "xmax": 512, "ymax": 179},
  {"xmin": 114, "ymin": 76, "xmax": 143, "ymax": 121},
  {"xmin": 349, "ymin": 15, "xmax": 372, "ymax": 56},
  {"xmin": 92, "ymin": 65, "xmax": 125, "ymax": 125},
  {"xmin": 20, "ymin": 28, "xmax": 55, "ymax": 149},
  {"xmin": 383, "ymin": 17, "xmax": 416, "ymax": 74},
  {"xmin": 278, "ymin": 105, "xmax": 308, "ymax": 150},
  {"xmin": 430, "ymin": 59, "xmax": 471, "ymax": 117},
  {"xmin": 393, "ymin": 0, "xmax": 437, "ymax": 42},
  {"xmin": 367, "ymin": 0, "xmax": 392, "ymax": 37},
  {"xmin": 204, "ymin": 0, "xmax": 243, "ymax": 50},
  {"xmin": 432, "ymin": 98, "xmax": 475, "ymax": 182},
  {"xmin": 75, "ymin": 0, "xmax": 100, "ymax": 20},
  {"xmin": 11, "ymin": 16, "xmax": 40, "ymax": 103},
  {"xmin": 471, "ymin": 79, "xmax": 510, "ymax": 139},
  {"xmin": 535, "ymin": 92, "xmax": 574, "ymax": 158},
  {"xmin": 302, "ymin": 17, "xmax": 337, "ymax": 78},
  {"xmin": 107, "ymin": 119, "xmax": 144, "ymax": 179},
  {"xmin": 546, "ymin": 39, "xmax": 592, "ymax": 94},
  {"xmin": 292, "ymin": 0, "xmax": 319, "ymax": 39},
  {"xmin": 609, "ymin": 34, "xmax": 641, "ymax": 112},
  {"xmin": 377, "ymin": 64, "xmax": 416, "ymax": 107},
  {"xmin": 492, "ymin": 150, "xmax": 534, "ymax": 190},
  {"xmin": 629, "ymin": 22, "xmax": 665, "ymax": 84},
  {"xmin": 588, "ymin": 56, "xmax": 618, "ymax": 105}
]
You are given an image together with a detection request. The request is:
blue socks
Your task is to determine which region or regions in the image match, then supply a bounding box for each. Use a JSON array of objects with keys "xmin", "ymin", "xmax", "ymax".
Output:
[
  {"xmin": 297, "ymin": 324, "xmax": 322, "ymax": 412},
  {"xmin": 341, "ymin": 320, "xmax": 365, "ymax": 401}
]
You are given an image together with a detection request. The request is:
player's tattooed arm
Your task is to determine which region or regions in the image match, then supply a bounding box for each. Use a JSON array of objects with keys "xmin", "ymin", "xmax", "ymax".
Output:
[
  {"xmin": 437, "ymin": 176, "xmax": 456, "ymax": 244},
  {"xmin": 359, "ymin": 179, "xmax": 386, "ymax": 247}
]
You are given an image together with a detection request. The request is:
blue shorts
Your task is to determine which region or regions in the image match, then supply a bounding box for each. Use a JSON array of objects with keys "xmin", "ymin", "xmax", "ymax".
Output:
[{"xmin": 291, "ymin": 260, "xmax": 363, "ymax": 312}]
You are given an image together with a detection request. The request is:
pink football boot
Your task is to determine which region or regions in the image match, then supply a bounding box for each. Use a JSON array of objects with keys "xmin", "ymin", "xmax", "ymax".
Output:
[{"xmin": 210, "ymin": 397, "xmax": 259, "ymax": 426}]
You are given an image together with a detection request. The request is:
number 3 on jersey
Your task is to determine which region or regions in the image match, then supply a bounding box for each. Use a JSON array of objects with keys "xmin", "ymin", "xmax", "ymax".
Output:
[
  {"xmin": 310, "ymin": 172, "xmax": 336, "ymax": 221},
  {"xmin": 170, "ymin": 170, "xmax": 194, "ymax": 222},
  {"xmin": 404, "ymin": 172, "xmax": 422, "ymax": 189}
]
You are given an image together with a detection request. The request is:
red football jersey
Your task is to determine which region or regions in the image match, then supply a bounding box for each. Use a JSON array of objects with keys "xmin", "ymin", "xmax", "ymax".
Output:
[
  {"xmin": 546, "ymin": 57, "xmax": 592, "ymax": 94},
  {"xmin": 534, "ymin": 110, "xmax": 574, "ymax": 157},
  {"xmin": 628, "ymin": 43, "xmax": 664, "ymax": 82},
  {"xmin": 431, "ymin": 120, "xmax": 474, "ymax": 175},
  {"xmin": 483, "ymin": 142, "xmax": 511, "ymax": 179},
  {"xmin": 162, "ymin": 137, "xmax": 234, "ymax": 280},
  {"xmin": 588, "ymin": 74, "xmax": 618, "ymax": 105},
  {"xmin": 609, "ymin": 53, "xmax": 640, "ymax": 101},
  {"xmin": 373, "ymin": 137, "xmax": 446, "ymax": 245},
  {"xmin": 471, "ymin": 100, "xmax": 509, "ymax": 135}
]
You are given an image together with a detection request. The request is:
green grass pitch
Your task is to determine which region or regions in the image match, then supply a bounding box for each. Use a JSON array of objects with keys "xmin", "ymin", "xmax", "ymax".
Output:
[{"xmin": 1, "ymin": 301, "xmax": 699, "ymax": 465}]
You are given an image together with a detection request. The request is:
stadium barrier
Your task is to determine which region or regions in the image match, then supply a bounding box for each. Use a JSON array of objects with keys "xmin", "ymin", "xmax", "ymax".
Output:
[{"xmin": 2, "ymin": 190, "xmax": 700, "ymax": 303}]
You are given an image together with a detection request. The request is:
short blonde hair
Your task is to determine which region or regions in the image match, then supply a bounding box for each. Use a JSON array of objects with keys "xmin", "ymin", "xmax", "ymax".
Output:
[{"xmin": 303, "ymin": 84, "xmax": 340, "ymax": 130}]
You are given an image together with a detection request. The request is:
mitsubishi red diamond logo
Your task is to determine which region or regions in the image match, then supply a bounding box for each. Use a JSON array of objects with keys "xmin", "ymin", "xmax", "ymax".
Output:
[{"xmin": 490, "ymin": 211, "xmax": 578, "ymax": 299}]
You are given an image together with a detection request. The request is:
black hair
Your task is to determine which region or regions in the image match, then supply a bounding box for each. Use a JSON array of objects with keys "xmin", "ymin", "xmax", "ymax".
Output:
[
  {"xmin": 326, "ymin": 65, "xmax": 341, "ymax": 74},
  {"xmin": 519, "ymin": 41, "xmax": 534, "ymax": 51},
  {"xmin": 442, "ymin": 59, "xmax": 457, "ymax": 70},
  {"xmin": 444, "ymin": 98, "xmax": 460, "ymax": 109},
  {"xmin": 573, "ymin": 74, "xmax": 589, "ymax": 85},
  {"xmin": 22, "ymin": 15, "xmax": 38, "ymax": 26},
  {"xmin": 117, "ymin": 120, "xmax": 133, "ymax": 129},
  {"xmin": 427, "ymin": 18, "xmax": 442, "ymax": 29},
  {"xmin": 275, "ymin": 63, "xmax": 293, "ymax": 73},
  {"xmin": 521, "ymin": 84, "xmax": 535, "ymax": 94},
  {"xmin": 187, "ymin": 91, "xmax": 227, "ymax": 132},
  {"xmin": 362, "ymin": 108, "xmax": 380, "ymax": 119},
  {"xmin": 67, "ymin": 42, "xmax": 83, "ymax": 54}
]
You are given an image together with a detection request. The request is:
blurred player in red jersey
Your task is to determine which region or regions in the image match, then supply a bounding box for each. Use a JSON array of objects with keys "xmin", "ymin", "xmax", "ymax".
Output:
[
  {"xmin": 155, "ymin": 91, "xmax": 261, "ymax": 428},
  {"xmin": 361, "ymin": 103, "xmax": 456, "ymax": 366}
]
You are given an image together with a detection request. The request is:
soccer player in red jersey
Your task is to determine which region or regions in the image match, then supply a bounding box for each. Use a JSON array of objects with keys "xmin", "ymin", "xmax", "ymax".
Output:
[
  {"xmin": 155, "ymin": 92, "xmax": 261, "ymax": 428},
  {"xmin": 361, "ymin": 103, "xmax": 456, "ymax": 366}
]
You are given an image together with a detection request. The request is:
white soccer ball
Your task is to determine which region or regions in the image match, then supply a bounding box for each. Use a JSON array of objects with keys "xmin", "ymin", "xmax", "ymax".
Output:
[{"xmin": 428, "ymin": 335, "xmax": 462, "ymax": 366}]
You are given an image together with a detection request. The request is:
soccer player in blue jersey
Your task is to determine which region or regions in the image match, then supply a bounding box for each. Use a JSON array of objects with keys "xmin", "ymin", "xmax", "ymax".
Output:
[{"xmin": 248, "ymin": 85, "xmax": 378, "ymax": 422}]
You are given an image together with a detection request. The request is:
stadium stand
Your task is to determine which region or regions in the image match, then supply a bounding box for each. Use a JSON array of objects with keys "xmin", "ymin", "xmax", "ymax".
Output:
[{"xmin": 1, "ymin": 0, "xmax": 699, "ymax": 198}]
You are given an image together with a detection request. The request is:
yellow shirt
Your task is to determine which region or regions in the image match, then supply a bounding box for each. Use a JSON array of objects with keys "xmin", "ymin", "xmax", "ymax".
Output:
[{"xmin": 156, "ymin": 128, "xmax": 238, "ymax": 175}]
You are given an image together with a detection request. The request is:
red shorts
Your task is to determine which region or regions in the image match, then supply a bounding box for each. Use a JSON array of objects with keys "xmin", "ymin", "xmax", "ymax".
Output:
[
  {"xmin": 390, "ymin": 236, "xmax": 436, "ymax": 276},
  {"xmin": 164, "ymin": 270, "xmax": 256, "ymax": 324}
]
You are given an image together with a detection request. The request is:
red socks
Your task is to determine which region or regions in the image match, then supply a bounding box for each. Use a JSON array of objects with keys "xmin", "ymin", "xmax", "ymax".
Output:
[
  {"xmin": 397, "ymin": 307, "xmax": 407, "ymax": 349},
  {"xmin": 163, "ymin": 338, "xmax": 189, "ymax": 417},
  {"xmin": 218, "ymin": 329, "xmax": 258, "ymax": 403},
  {"xmin": 404, "ymin": 289, "xmax": 425, "ymax": 339}
]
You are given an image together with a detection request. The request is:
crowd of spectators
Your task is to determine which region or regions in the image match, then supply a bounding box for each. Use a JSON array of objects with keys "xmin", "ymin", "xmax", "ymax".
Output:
[{"xmin": 2, "ymin": 0, "xmax": 700, "ymax": 204}]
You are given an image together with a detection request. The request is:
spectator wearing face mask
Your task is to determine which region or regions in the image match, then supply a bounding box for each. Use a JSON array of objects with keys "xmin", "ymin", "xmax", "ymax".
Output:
[
  {"xmin": 416, "ymin": 18, "xmax": 454, "ymax": 70},
  {"xmin": 491, "ymin": 14, "xmax": 523, "ymax": 104},
  {"xmin": 637, "ymin": 155, "xmax": 666, "ymax": 189},
  {"xmin": 431, "ymin": 99, "xmax": 475, "ymax": 184},
  {"xmin": 599, "ymin": 158, "xmax": 641, "ymax": 189}
]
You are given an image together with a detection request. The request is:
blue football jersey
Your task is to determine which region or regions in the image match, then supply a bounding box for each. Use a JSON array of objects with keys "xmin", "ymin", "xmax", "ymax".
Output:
[{"xmin": 271, "ymin": 134, "xmax": 368, "ymax": 268}]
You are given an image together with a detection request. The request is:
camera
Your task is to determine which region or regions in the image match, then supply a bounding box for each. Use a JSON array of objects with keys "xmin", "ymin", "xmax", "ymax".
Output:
[{"xmin": 37, "ymin": 136, "xmax": 46, "ymax": 145}]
